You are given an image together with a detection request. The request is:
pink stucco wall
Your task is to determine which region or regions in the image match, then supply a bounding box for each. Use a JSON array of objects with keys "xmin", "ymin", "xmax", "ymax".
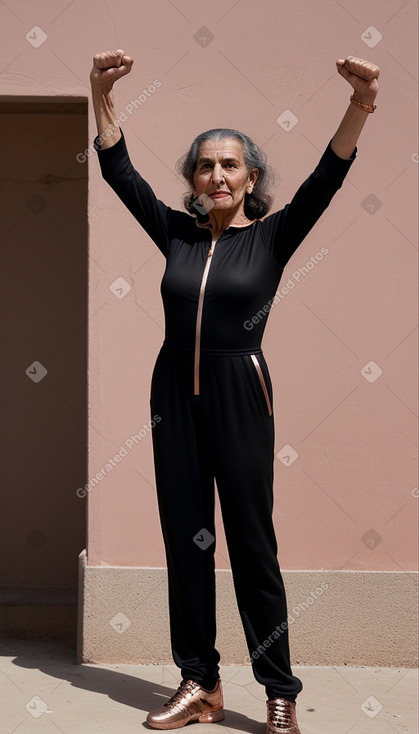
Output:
[{"xmin": 2, "ymin": 0, "xmax": 417, "ymax": 575}]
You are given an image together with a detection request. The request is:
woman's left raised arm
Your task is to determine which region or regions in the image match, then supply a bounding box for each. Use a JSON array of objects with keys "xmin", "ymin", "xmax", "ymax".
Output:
[{"xmin": 330, "ymin": 56, "xmax": 380, "ymax": 160}]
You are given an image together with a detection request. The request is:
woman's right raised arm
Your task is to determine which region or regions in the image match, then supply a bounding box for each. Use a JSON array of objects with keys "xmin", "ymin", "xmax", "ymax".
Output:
[
  {"xmin": 90, "ymin": 49, "xmax": 134, "ymax": 148},
  {"xmin": 90, "ymin": 49, "xmax": 172, "ymax": 257}
]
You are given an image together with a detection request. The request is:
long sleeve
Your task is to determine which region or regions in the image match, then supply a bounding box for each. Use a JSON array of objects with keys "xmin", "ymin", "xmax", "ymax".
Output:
[
  {"xmin": 94, "ymin": 128, "xmax": 171, "ymax": 257},
  {"xmin": 260, "ymin": 140, "xmax": 357, "ymax": 270}
]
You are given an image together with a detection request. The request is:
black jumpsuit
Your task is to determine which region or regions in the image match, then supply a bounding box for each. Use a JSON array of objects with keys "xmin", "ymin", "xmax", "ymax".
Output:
[{"xmin": 95, "ymin": 130, "xmax": 356, "ymax": 701}]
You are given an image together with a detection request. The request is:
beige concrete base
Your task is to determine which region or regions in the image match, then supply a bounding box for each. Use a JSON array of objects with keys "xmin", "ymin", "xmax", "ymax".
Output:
[{"xmin": 77, "ymin": 550, "xmax": 418, "ymax": 667}]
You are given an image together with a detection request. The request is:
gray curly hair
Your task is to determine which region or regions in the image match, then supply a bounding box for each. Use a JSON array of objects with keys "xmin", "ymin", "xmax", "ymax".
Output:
[{"xmin": 176, "ymin": 128, "xmax": 276, "ymax": 220}]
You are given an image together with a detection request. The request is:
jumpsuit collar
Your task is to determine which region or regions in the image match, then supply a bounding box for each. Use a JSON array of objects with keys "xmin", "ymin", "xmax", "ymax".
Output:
[{"xmin": 194, "ymin": 218, "xmax": 258, "ymax": 234}]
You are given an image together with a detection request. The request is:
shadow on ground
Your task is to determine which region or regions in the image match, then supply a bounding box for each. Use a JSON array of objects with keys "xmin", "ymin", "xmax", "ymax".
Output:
[{"xmin": 4, "ymin": 638, "xmax": 265, "ymax": 734}]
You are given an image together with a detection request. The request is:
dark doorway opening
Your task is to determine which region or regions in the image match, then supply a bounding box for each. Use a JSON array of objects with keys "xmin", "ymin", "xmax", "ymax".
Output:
[{"xmin": 0, "ymin": 97, "xmax": 88, "ymax": 641}]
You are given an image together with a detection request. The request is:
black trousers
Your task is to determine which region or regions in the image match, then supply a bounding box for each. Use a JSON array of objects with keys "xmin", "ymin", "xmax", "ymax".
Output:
[{"xmin": 150, "ymin": 343, "xmax": 303, "ymax": 701}]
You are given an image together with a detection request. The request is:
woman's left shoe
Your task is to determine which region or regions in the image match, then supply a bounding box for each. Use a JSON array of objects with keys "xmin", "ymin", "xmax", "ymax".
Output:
[{"xmin": 266, "ymin": 698, "xmax": 301, "ymax": 733}]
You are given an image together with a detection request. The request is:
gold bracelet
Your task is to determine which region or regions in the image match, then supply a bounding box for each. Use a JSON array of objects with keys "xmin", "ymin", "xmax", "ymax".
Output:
[{"xmin": 350, "ymin": 94, "xmax": 377, "ymax": 112}]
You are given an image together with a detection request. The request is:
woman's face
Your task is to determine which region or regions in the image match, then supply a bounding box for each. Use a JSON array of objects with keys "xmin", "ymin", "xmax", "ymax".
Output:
[{"xmin": 192, "ymin": 137, "xmax": 258, "ymax": 214}]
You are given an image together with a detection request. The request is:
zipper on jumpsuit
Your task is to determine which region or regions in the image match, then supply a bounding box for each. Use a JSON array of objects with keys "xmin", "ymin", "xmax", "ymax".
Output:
[
  {"xmin": 193, "ymin": 236, "xmax": 273, "ymax": 416},
  {"xmin": 194, "ymin": 239, "xmax": 217, "ymax": 395}
]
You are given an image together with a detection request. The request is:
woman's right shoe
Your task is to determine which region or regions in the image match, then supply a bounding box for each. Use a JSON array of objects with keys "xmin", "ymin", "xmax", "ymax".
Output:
[{"xmin": 146, "ymin": 678, "xmax": 225, "ymax": 729}]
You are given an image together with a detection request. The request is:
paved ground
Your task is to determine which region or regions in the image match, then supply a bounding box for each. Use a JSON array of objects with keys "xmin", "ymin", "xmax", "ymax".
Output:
[{"xmin": 0, "ymin": 639, "xmax": 417, "ymax": 733}]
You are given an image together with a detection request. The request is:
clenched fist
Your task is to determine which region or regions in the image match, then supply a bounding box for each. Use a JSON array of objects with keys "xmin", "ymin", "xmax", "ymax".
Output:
[
  {"xmin": 336, "ymin": 55, "xmax": 379, "ymax": 104},
  {"xmin": 90, "ymin": 49, "xmax": 134, "ymax": 93}
]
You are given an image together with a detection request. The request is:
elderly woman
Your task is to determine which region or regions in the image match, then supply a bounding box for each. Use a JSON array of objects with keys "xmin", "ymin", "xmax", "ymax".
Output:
[{"xmin": 90, "ymin": 50, "xmax": 379, "ymax": 734}]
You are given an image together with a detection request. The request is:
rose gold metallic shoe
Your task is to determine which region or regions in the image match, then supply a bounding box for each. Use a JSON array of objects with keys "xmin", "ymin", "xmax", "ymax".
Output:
[
  {"xmin": 266, "ymin": 698, "xmax": 301, "ymax": 734},
  {"xmin": 146, "ymin": 678, "xmax": 225, "ymax": 729}
]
